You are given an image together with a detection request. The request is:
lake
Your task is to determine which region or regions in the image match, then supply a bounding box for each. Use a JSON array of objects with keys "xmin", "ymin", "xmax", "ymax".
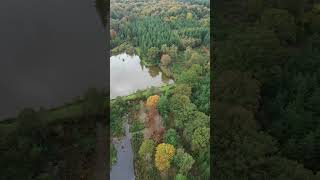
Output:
[
  {"xmin": 0, "ymin": 0, "xmax": 106, "ymax": 119},
  {"xmin": 110, "ymin": 53, "xmax": 174, "ymax": 99}
]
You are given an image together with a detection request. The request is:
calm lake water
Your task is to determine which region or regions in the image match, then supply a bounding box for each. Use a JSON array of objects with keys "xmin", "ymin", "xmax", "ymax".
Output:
[
  {"xmin": 0, "ymin": 0, "xmax": 106, "ymax": 119},
  {"xmin": 110, "ymin": 53, "xmax": 174, "ymax": 99}
]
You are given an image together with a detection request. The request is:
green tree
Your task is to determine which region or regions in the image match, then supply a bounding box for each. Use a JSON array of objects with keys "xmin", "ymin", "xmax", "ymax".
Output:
[
  {"xmin": 147, "ymin": 47, "xmax": 160, "ymax": 64},
  {"xmin": 111, "ymin": 97, "xmax": 127, "ymax": 137},
  {"xmin": 183, "ymin": 111, "xmax": 209, "ymax": 141},
  {"xmin": 164, "ymin": 129, "xmax": 179, "ymax": 147},
  {"xmin": 173, "ymin": 148, "xmax": 195, "ymax": 175},
  {"xmin": 192, "ymin": 127, "xmax": 210, "ymax": 153},
  {"xmin": 139, "ymin": 139, "xmax": 156, "ymax": 162},
  {"xmin": 175, "ymin": 174, "xmax": 187, "ymax": 180},
  {"xmin": 173, "ymin": 102, "xmax": 196, "ymax": 129},
  {"xmin": 161, "ymin": 44, "xmax": 170, "ymax": 54},
  {"xmin": 177, "ymin": 64, "xmax": 203, "ymax": 87},
  {"xmin": 188, "ymin": 52, "xmax": 207, "ymax": 66},
  {"xmin": 172, "ymin": 84, "xmax": 192, "ymax": 97},
  {"xmin": 192, "ymin": 74, "xmax": 210, "ymax": 114},
  {"xmin": 132, "ymin": 132, "xmax": 144, "ymax": 154},
  {"xmin": 158, "ymin": 95, "xmax": 170, "ymax": 127},
  {"xmin": 170, "ymin": 94, "xmax": 191, "ymax": 114},
  {"xmin": 184, "ymin": 46, "xmax": 192, "ymax": 60},
  {"xmin": 168, "ymin": 45, "xmax": 178, "ymax": 59}
]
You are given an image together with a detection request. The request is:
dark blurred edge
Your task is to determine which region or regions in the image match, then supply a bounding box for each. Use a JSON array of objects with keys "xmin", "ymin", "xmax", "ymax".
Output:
[
  {"xmin": 211, "ymin": 0, "xmax": 320, "ymax": 179},
  {"xmin": 95, "ymin": 0, "xmax": 110, "ymax": 179},
  {"xmin": 210, "ymin": 0, "xmax": 214, "ymax": 179}
]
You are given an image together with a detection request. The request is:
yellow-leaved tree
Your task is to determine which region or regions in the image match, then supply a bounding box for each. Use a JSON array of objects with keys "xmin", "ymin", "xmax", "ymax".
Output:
[
  {"xmin": 146, "ymin": 95, "xmax": 160, "ymax": 109},
  {"xmin": 155, "ymin": 143, "xmax": 176, "ymax": 172}
]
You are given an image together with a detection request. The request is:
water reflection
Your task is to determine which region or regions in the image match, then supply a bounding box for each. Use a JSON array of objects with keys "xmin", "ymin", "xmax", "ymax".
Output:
[
  {"xmin": 148, "ymin": 66, "xmax": 160, "ymax": 78},
  {"xmin": 110, "ymin": 53, "xmax": 174, "ymax": 99},
  {"xmin": 161, "ymin": 72, "xmax": 171, "ymax": 84}
]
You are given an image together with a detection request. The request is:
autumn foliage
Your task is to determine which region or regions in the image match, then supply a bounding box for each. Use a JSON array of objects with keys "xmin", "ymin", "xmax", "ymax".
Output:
[
  {"xmin": 146, "ymin": 95, "xmax": 160, "ymax": 109},
  {"xmin": 160, "ymin": 54, "xmax": 172, "ymax": 67},
  {"xmin": 155, "ymin": 143, "xmax": 176, "ymax": 172},
  {"xmin": 151, "ymin": 127, "xmax": 165, "ymax": 144},
  {"xmin": 147, "ymin": 103, "xmax": 165, "ymax": 143},
  {"xmin": 110, "ymin": 29, "xmax": 117, "ymax": 39}
]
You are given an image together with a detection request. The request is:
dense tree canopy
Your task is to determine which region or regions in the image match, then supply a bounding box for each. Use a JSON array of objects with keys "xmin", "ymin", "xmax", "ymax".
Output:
[
  {"xmin": 173, "ymin": 148, "xmax": 195, "ymax": 175},
  {"xmin": 164, "ymin": 129, "xmax": 179, "ymax": 147},
  {"xmin": 214, "ymin": 0, "xmax": 320, "ymax": 179},
  {"xmin": 110, "ymin": 0, "xmax": 210, "ymax": 179},
  {"xmin": 111, "ymin": 0, "xmax": 209, "ymax": 65}
]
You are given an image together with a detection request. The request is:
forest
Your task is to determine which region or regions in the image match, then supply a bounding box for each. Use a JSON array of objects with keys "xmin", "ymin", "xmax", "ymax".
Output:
[
  {"xmin": 110, "ymin": 0, "xmax": 210, "ymax": 179},
  {"xmin": 111, "ymin": 0, "xmax": 209, "ymax": 65},
  {"xmin": 214, "ymin": 0, "xmax": 320, "ymax": 179}
]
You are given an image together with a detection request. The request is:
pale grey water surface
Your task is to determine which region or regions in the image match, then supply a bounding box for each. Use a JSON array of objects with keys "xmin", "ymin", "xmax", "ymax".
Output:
[
  {"xmin": 110, "ymin": 119, "xmax": 135, "ymax": 180},
  {"xmin": 110, "ymin": 53, "xmax": 174, "ymax": 99}
]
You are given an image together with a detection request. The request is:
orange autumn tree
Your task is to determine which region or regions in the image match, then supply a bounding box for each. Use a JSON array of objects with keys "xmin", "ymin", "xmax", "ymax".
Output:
[
  {"xmin": 146, "ymin": 95, "xmax": 160, "ymax": 109},
  {"xmin": 155, "ymin": 143, "xmax": 176, "ymax": 172}
]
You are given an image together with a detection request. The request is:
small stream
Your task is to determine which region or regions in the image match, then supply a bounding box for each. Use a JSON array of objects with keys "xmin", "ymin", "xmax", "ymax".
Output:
[{"xmin": 110, "ymin": 119, "xmax": 135, "ymax": 180}]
